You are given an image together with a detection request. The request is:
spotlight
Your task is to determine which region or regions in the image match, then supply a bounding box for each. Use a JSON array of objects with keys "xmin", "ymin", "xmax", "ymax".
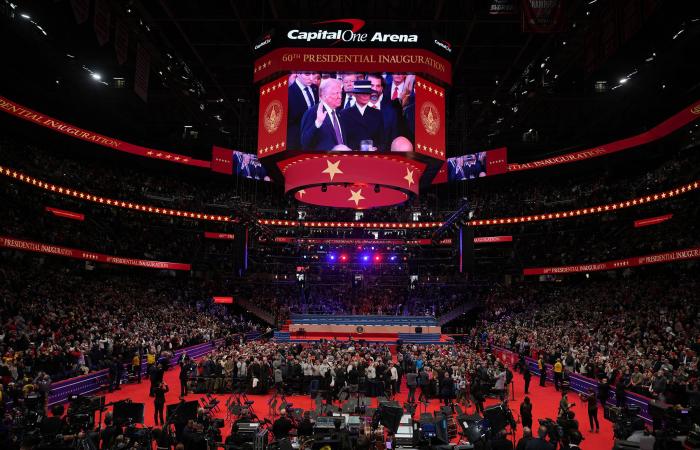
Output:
[
  {"xmin": 340, "ymin": 254, "xmax": 348, "ymax": 262},
  {"xmin": 321, "ymin": 184, "xmax": 327, "ymax": 192},
  {"xmin": 328, "ymin": 254, "xmax": 336, "ymax": 261},
  {"xmin": 91, "ymin": 73, "xmax": 102, "ymax": 81},
  {"xmin": 362, "ymin": 255, "xmax": 369, "ymax": 262},
  {"xmin": 390, "ymin": 256, "xmax": 397, "ymax": 261},
  {"xmin": 373, "ymin": 255, "xmax": 382, "ymax": 262}
]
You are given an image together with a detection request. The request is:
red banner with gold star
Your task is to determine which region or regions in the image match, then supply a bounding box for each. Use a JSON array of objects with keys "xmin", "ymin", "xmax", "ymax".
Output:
[
  {"xmin": 414, "ymin": 76, "xmax": 446, "ymax": 160},
  {"xmin": 257, "ymin": 75, "xmax": 289, "ymax": 158},
  {"xmin": 279, "ymin": 153, "xmax": 425, "ymax": 209}
]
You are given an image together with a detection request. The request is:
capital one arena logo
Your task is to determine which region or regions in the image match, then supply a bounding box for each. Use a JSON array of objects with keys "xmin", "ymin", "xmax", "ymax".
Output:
[
  {"xmin": 263, "ymin": 100, "xmax": 283, "ymax": 134},
  {"xmin": 420, "ymin": 101, "xmax": 440, "ymax": 135},
  {"xmin": 287, "ymin": 19, "xmax": 418, "ymax": 43}
]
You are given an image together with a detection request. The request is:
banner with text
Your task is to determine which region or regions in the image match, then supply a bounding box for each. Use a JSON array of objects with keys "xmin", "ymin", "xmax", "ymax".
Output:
[
  {"xmin": 523, "ymin": 246, "xmax": 700, "ymax": 275},
  {"xmin": 45, "ymin": 207, "xmax": 85, "ymax": 221},
  {"xmin": 0, "ymin": 96, "xmax": 210, "ymax": 168},
  {"xmin": 204, "ymin": 232, "xmax": 235, "ymax": 240},
  {"xmin": 634, "ymin": 214, "xmax": 673, "ymax": 228},
  {"xmin": 474, "ymin": 235, "xmax": 513, "ymax": 243},
  {"xmin": 253, "ymin": 47, "xmax": 452, "ymax": 85},
  {"xmin": 508, "ymin": 100, "xmax": 700, "ymax": 172},
  {"xmin": 0, "ymin": 236, "xmax": 191, "ymax": 271}
]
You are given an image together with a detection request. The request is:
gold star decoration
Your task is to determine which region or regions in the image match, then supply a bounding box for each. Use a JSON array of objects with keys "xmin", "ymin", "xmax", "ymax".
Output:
[
  {"xmin": 348, "ymin": 189, "xmax": 365, "ymax": 206},
  {"xmin": 321, "ymin": 160, "xmax": 343, "ymax": 181},
  {"xmin": 404, "ymin": 168, "xmax": 415, "ymax": 187}
]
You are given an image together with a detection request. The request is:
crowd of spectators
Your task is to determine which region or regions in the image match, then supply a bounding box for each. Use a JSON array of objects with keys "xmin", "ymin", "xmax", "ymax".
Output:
[
  {"xmin": 478, "ymin": 271, "xmax": 699, "ymax": 405},
  {"xmin": 0, "ymin": 259, "xmax": 260, "ymax": 387}
]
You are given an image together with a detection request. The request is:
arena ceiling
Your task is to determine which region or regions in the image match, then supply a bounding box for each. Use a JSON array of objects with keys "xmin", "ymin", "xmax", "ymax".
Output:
[{"xmin": 2, "ymin": 1, "xmax": 699, "ymax": 161}]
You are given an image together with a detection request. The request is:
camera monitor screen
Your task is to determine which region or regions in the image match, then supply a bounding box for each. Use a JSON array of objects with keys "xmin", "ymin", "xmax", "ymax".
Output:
[
  {"xmin": 446, "ymin": 147, "xmax": 508, "ymax": 180},
  {"xmin": 232, "ymin": 150, "xmax": 270, "ymax": 181}
]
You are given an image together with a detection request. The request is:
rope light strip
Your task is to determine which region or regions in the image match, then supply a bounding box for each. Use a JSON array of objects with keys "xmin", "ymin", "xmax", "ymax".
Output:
[
  {"xmin": 0, "ymin": 164, "xmax": 696, "ymax": 229},
  {"xmin": 0, "ymin": 165, "xmax": 232, "ymax": 223}
]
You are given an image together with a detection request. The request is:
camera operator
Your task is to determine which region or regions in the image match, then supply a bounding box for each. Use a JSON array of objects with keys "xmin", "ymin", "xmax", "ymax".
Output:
[
  {"xmin": 490, "ymin": 428, "xmax": 514, "ymax": 450},
  {"xmin": 526, "ymin": 425, "xmax": 554, "ymax": 450},
  {"xmin": 297, "ymin": 412, "xmax": 314, "ymax": 439},
  {"xmin": 181, "ymin": 419, "xmax": 207, "ymax": 450},
  {"xmin": 557, "ymin": 411, "xmax": 580, "ymax": 448},
  {"xmin": 567, "ymin": 430, "xmax": 583, "ymax": 450},
  {"xmin": 272, "ymin": 408, "xmax": 295, "ymax": 441},
  {"xmin": 516, "ymin": 427, "xmax": 533, "ymax": 450},
  {"xmin": 97, "ymin": 412, "xmax": 119, "ymax": 449},
  {"xmin": 151, "ymin": 426, "xmax": 172, "ymax": 450},
  {"xmin": 557, "ymin": 392, "xmax": 574, "ymax": 420},
  {"xmin": 39, "ymin": 404, "xmax": 67, "ymax": 438}
]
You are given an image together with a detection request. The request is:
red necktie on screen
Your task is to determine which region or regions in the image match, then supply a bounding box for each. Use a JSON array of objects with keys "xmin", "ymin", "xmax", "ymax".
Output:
[{"xmin": 391, "ymin": 86, "xmax": 399, "ymax": 100}]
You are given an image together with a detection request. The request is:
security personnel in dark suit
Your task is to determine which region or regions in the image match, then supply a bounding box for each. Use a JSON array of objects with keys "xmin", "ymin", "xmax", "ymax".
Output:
[
  {"xmin": 525, "ymin": 426, "xmax": 555, "ymax": 450},
  {"xmin": 339, "ymin": 80, "xmax": 384, "ymax": 151},
  {"xmin": 288, "ymin": 72, "xmax": 318, "ymax": 150},
  {"xmin": 301, "ymin": 78, "xmax": 346, "ymax": 151},
  {"xmin": 491, "ymin": 429, "xmax": 514, "ymax": 450},
  {"xmin": 523, "ymin": 364, "xmax": 532, "ymax": 394},
  {"xmin": 366, "ymin": 74, "xmax": 400, "ymax": 147}
]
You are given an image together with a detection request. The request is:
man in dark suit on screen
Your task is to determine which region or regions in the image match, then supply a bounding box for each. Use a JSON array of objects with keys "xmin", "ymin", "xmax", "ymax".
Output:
[
  {"xmin": 288, "ymin": 72, "xmax": 318, "ymax": 150},
  {"xmin": 339, "ymin": 79, "xmax": 385, "ymax": 151},
  {"xmin": 366, "ymin": 73, "xmax": 400, "ymax": 148},
  {"xmin": 300, "ymin": 78, "xmax": 346, "ymax": 151}
]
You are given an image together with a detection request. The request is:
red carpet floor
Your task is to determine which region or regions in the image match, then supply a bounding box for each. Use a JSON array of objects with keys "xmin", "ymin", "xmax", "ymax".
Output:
[{"xmin": 100, "ymin": 364, "xmax": 614, "ymax": 448}]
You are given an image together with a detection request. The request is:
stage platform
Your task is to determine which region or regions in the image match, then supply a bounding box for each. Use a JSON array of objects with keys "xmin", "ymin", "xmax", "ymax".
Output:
[
  {"xmin": 276, "ymin": 314, "xmax": 450, "ymax": 345},
  {"xmin": 273, "ymin": 331, "xmax": 453, "ymax": 345}
]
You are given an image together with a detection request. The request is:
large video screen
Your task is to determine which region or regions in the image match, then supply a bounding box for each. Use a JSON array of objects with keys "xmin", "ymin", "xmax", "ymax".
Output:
[
  {"xmin": 233, "ymin": 150, "xmax": 269, "ymax": 181},
  {"xmin": 447, "ymin": 147, "xmax": 508, "ymax": 181},
  {"xmin": 286, "ymin": 72, "xmax": 417, "ymax": 152}
]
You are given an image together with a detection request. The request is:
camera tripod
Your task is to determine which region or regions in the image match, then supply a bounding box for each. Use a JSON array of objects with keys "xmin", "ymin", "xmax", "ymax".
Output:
[{"xmin": 268, "ymin": 387, "xmax": 289, "ymax": 420}]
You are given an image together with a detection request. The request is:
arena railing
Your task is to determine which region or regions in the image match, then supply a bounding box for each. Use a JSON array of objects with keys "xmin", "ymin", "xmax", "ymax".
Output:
[
  {"xmin": 47, "ymin": 339, "xmax": 224, "ymax": 406},
  {"xmin": 492, "ymin": 346, "xmax": 655, "ymax": 423}
]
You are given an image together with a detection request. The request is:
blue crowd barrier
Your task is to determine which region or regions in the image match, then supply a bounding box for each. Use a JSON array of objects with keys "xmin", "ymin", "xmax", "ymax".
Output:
[
  {"xmin": 48, "ymin": 339, "xmax": 223, "ymax": 406},
  {"xmin": 494, "ymin": 346, "xmax": 654, "ymax": 423}
]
